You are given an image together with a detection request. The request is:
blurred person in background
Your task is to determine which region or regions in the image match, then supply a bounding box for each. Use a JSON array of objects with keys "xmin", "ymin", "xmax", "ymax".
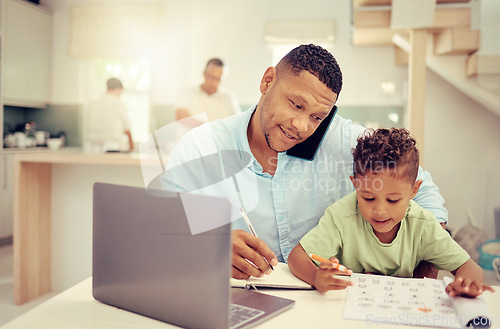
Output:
[
  {"xmin": 85, "ymin": 77, "xmax": 134, "ymax": 152},
  {"xmin": 174, "ymin": 58, "xmax": 240, "ymax": 135}
]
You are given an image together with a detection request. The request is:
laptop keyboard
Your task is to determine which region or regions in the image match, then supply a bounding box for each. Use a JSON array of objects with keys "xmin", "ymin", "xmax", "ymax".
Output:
[{"xmin": 229, "ymin": 303, "xmax": 265, "ymax": 329}]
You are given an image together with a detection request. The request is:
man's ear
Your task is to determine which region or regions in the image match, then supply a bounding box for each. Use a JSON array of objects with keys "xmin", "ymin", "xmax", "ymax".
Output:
[
  {"xmin": 260, "ymin": 66, "xmax": 276, "ymax": 95},
  {"xmin": 411, "ymin": 179, "xmax": 423, "ymax": 198}
]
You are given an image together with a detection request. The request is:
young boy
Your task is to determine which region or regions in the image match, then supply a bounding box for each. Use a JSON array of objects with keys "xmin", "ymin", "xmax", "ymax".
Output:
[{"xmin": 288, "ymin": 128, "xmax": 494, "ymax": 297}]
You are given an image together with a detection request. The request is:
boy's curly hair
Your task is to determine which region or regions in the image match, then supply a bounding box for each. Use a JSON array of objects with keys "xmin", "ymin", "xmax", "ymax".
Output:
[{"xmin": 352, "ymin": 128, "xmax": 419, "ymax": 183}]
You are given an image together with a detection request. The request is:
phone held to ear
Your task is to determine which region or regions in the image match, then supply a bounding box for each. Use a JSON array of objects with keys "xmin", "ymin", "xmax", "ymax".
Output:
[{"xmin": 286, "ymin": 106, "xmax": 338, "ymax": 161}]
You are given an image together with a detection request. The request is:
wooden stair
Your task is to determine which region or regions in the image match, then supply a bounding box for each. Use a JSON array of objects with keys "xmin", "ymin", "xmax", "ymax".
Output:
[
  {"xmin": 352, "ymin": 0, "xmax": 500, "ymax": 75},
  {"xmin": 351, "ymin": 0, "xmax": 500, "ymax": 155}
]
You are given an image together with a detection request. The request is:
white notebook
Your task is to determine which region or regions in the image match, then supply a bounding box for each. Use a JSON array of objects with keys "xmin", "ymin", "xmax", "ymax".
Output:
[
  {"xmin": 230, "ymin": 262, "xmax": 313, "ymax": 290},
  {"xmin": 343, "ymin": 273, "xmax": 491, "ymax": 329}
]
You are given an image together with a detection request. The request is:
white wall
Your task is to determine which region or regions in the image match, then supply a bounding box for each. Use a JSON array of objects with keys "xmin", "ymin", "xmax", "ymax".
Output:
[
  {"xmin": 44, "ymin": 0, "xmax": 500, "ymax": 291},
  {"xmin": 424, "ymin": 70, "xmax": 500, "ymax": 236},
  {"xmin": 479, "ymin": 0, "xmax": 500, "ymax": 55},
  {"xmin": 48, "ymin": 0, "xmax": 500, "ymax": 232},
  {"xmin": 49, "ymin": 0, "xmax": 407, "ymax": 106}
]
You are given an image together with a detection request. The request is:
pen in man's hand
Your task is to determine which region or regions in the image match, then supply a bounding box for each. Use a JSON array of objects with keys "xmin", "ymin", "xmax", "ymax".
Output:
[
  {"xmin": 240, "ymin": 208, "xmax": 258, "ymax": 237},
  {"xmin": 240, "ymin": 208, "xmax": 274, "ymax": 271}
]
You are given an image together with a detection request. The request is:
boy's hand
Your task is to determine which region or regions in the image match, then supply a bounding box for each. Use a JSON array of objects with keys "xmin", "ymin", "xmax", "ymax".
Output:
[
  {"xmin": 445, "ymin": 277, "xmax": 495, "ymax": 298},
  {"xmin": 313, "ymin": 257, "xmax": 353, "ymax": 292}
]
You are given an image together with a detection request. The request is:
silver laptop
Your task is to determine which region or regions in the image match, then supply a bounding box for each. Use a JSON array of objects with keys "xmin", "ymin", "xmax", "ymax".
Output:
[{"xmin": 92, "ymin": 182, "xmax": 294, "ymax": 329}]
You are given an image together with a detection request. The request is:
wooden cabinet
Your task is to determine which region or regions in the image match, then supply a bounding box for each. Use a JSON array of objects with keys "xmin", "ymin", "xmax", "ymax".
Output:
[
  {"xmin": 0, "ymin": 153, "xmax": 14, "ymax": 239},
  {"xmin": 1, "ymin": 0, "xmax": 52, "ymax": 107}
]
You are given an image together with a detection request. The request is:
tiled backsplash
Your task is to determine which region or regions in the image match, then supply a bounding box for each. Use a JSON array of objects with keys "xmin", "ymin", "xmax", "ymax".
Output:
[
  {"xmin": 5, "ymin": 103, "xmax": 402, "ymax": 148},
  {"xmin": 4, "ymin": 104, "xmax": 82, "ymax": 147}
]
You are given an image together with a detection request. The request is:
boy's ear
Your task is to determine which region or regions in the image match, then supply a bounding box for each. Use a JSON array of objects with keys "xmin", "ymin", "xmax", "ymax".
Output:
[
  {"xmin": 260, "ymin": 66, "xmax": 276, "ymax": 95},
  {"xmin": 411, "ymin": 179, "xmax": 423, "ymax": 198},
  {"xmin": 349, "ymin": 176, "xmax": 356, "ymax": 188}
]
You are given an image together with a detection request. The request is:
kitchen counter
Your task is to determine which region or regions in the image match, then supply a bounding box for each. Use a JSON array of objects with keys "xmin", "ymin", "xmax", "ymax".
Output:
[
  {"xmin": 2, "ymin": 147, "xmax": 52, "ymax": 154},
  {"xmin": 13, "ymin": 150, "xmax": 143, "ymax": 305},
  {"xmin": 12, "ymin": 148, "xmax": 142, "ymax": 165}
]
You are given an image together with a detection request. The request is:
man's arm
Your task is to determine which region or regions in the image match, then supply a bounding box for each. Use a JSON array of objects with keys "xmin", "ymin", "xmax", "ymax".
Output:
[
  {"xmin": 410, "ymin": 168, "xmax": 448, "ymax": 278},
  {"xmin": 175, "ymin": 107, "xmax": 190, "ymax": 121},
  {"xmin": 125, "ymin": 130, "xmax": 133, "ymax": 151},
  {"xmin": 161, "ymin": 125, "xmax": 278, "ymax": 279},
  {"xmin": 413, "ymin": 167, "xmax": 448, "ymax": 224},
  {"xmin": 175, "ymin": 87, "xmax": 206, "ymax": 127},
  {"xmin": 175, "ymin": 107, "xmax": 205, "ymax": 128}
]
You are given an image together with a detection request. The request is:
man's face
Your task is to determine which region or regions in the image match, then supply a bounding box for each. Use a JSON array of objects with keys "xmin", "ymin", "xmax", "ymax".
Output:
[
  {"xmin": 258, "ymin": 69, "xmax": 337, "ymax": 152},
  {"xmin": 202, "ymin": 64, "xmax": 223, "ymax": 95}
]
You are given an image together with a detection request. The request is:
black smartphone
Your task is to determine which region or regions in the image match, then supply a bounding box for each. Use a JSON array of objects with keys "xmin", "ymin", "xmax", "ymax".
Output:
[{"xmin": 286, "ymin": 106, "xmax": 338, "ymax": 161}]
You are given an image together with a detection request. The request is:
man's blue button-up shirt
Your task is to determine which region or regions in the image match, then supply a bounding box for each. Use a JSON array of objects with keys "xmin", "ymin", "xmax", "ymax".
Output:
[{"xmin": 161, "ymin": 107, "xmax": 447, "ymax": 262}]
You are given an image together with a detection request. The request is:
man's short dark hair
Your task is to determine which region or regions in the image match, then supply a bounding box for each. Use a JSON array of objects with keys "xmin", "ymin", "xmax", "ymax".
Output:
[
  {"xmin": 107, "ymin": 77, "xmax": 123, "ymax": 90},
  {"xmin": 206, "ymin": 58, "xmax": 224, "ymax": 69},
  {"xmin": 352, "ymin": 127, "xmax": 420, "ymax": 183},
  {"xmin": 276, "ymin": 44, "xmax": 343, "ymax": 96}
]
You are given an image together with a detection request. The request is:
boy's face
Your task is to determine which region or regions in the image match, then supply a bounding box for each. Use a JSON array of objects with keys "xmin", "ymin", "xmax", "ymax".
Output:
[{"xmin": 350, "ymin": 170, "xmax": 422, "ymax": 243}]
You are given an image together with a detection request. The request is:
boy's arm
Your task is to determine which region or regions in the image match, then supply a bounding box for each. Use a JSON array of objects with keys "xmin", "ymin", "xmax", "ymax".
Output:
[
  {"xmin": 288, "ymin": 243, "xmax": 352, "ymax": 292},
  {"xmin": 446, "ymin": 259, "xmax": 495, "ymax": 297},
  {"xmin": 288, "ymin": 244, "xmax": 319, "ymax": 286}
]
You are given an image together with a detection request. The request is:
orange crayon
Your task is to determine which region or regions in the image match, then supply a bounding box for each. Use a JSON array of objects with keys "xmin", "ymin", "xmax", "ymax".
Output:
[{"xmin": 309, "ymin": 254, "xmax": 348, "ymax": 272}]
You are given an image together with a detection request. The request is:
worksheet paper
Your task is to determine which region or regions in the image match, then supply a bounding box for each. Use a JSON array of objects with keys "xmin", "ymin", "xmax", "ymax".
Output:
[{"xmin": 343, "ymin": 273, "xmax": 490, "ymax": 328}]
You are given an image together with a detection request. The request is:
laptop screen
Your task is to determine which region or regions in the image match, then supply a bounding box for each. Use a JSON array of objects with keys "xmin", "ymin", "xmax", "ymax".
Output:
[
  {"xmin": 92, "ymin": 183, "xmax": 294, "ymax": 329},
  {"xmin": 93, "ymin": 183, "xmax": 233, "ymax": 329}
]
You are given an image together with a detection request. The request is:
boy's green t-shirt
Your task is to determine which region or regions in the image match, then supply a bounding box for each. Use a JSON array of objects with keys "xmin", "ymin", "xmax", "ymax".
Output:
[{"xmin": 300, "ymin": 192, "xmax": 469, "ymax": 277}]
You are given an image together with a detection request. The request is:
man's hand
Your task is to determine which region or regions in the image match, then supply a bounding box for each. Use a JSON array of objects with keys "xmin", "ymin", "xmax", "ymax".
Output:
[
  {"xmin": 125, "ymin": 130, "xmax": 133, "ymax": 151},
  {"xmin": 231, "ymin": 229, "xmax": 278, "ymax": 279}
]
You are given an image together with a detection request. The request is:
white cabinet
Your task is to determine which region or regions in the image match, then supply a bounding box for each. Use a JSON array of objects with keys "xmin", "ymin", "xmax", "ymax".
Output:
[
  {"xmin": 0, "ymin": 154, "xmax": 14, "ymax": 239},
  {"xmin": 1, "ymin": 0, "xmax": 52, "ymax": 107}
]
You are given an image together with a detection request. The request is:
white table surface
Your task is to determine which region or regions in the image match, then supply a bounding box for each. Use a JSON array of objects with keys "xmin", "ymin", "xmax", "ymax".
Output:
[{"xmin": 2, "ymin": 278, "xmax": 499, "ymax": 329}]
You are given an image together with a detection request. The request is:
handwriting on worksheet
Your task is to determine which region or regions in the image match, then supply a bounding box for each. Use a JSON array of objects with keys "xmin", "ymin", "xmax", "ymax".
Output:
[{"xmin": 343, "ymin": 273, "xmax": 464, "ymax": 328}]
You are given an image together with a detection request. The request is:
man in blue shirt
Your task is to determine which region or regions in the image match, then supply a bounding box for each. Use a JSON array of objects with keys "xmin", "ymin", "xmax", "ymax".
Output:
[{"xmin": 161, "ymin": 44, "xmax": 447, "ymax": 280}]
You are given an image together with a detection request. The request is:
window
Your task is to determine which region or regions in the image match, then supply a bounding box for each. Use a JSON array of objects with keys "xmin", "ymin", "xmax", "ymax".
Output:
[
  {"xmin": 70, "ymin": 4, "xmax": 163, "ymax": 146},
  {"xmin": 85, "ymin": 59, "xmax": 151, "ymax": 144},
  {"xmin": 265, "ymin": 19, "xmax": 336, "ymax": 65},
  {"xmin": 271, "ymin": 44, "xmax": 334, "ymax": 66}
]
